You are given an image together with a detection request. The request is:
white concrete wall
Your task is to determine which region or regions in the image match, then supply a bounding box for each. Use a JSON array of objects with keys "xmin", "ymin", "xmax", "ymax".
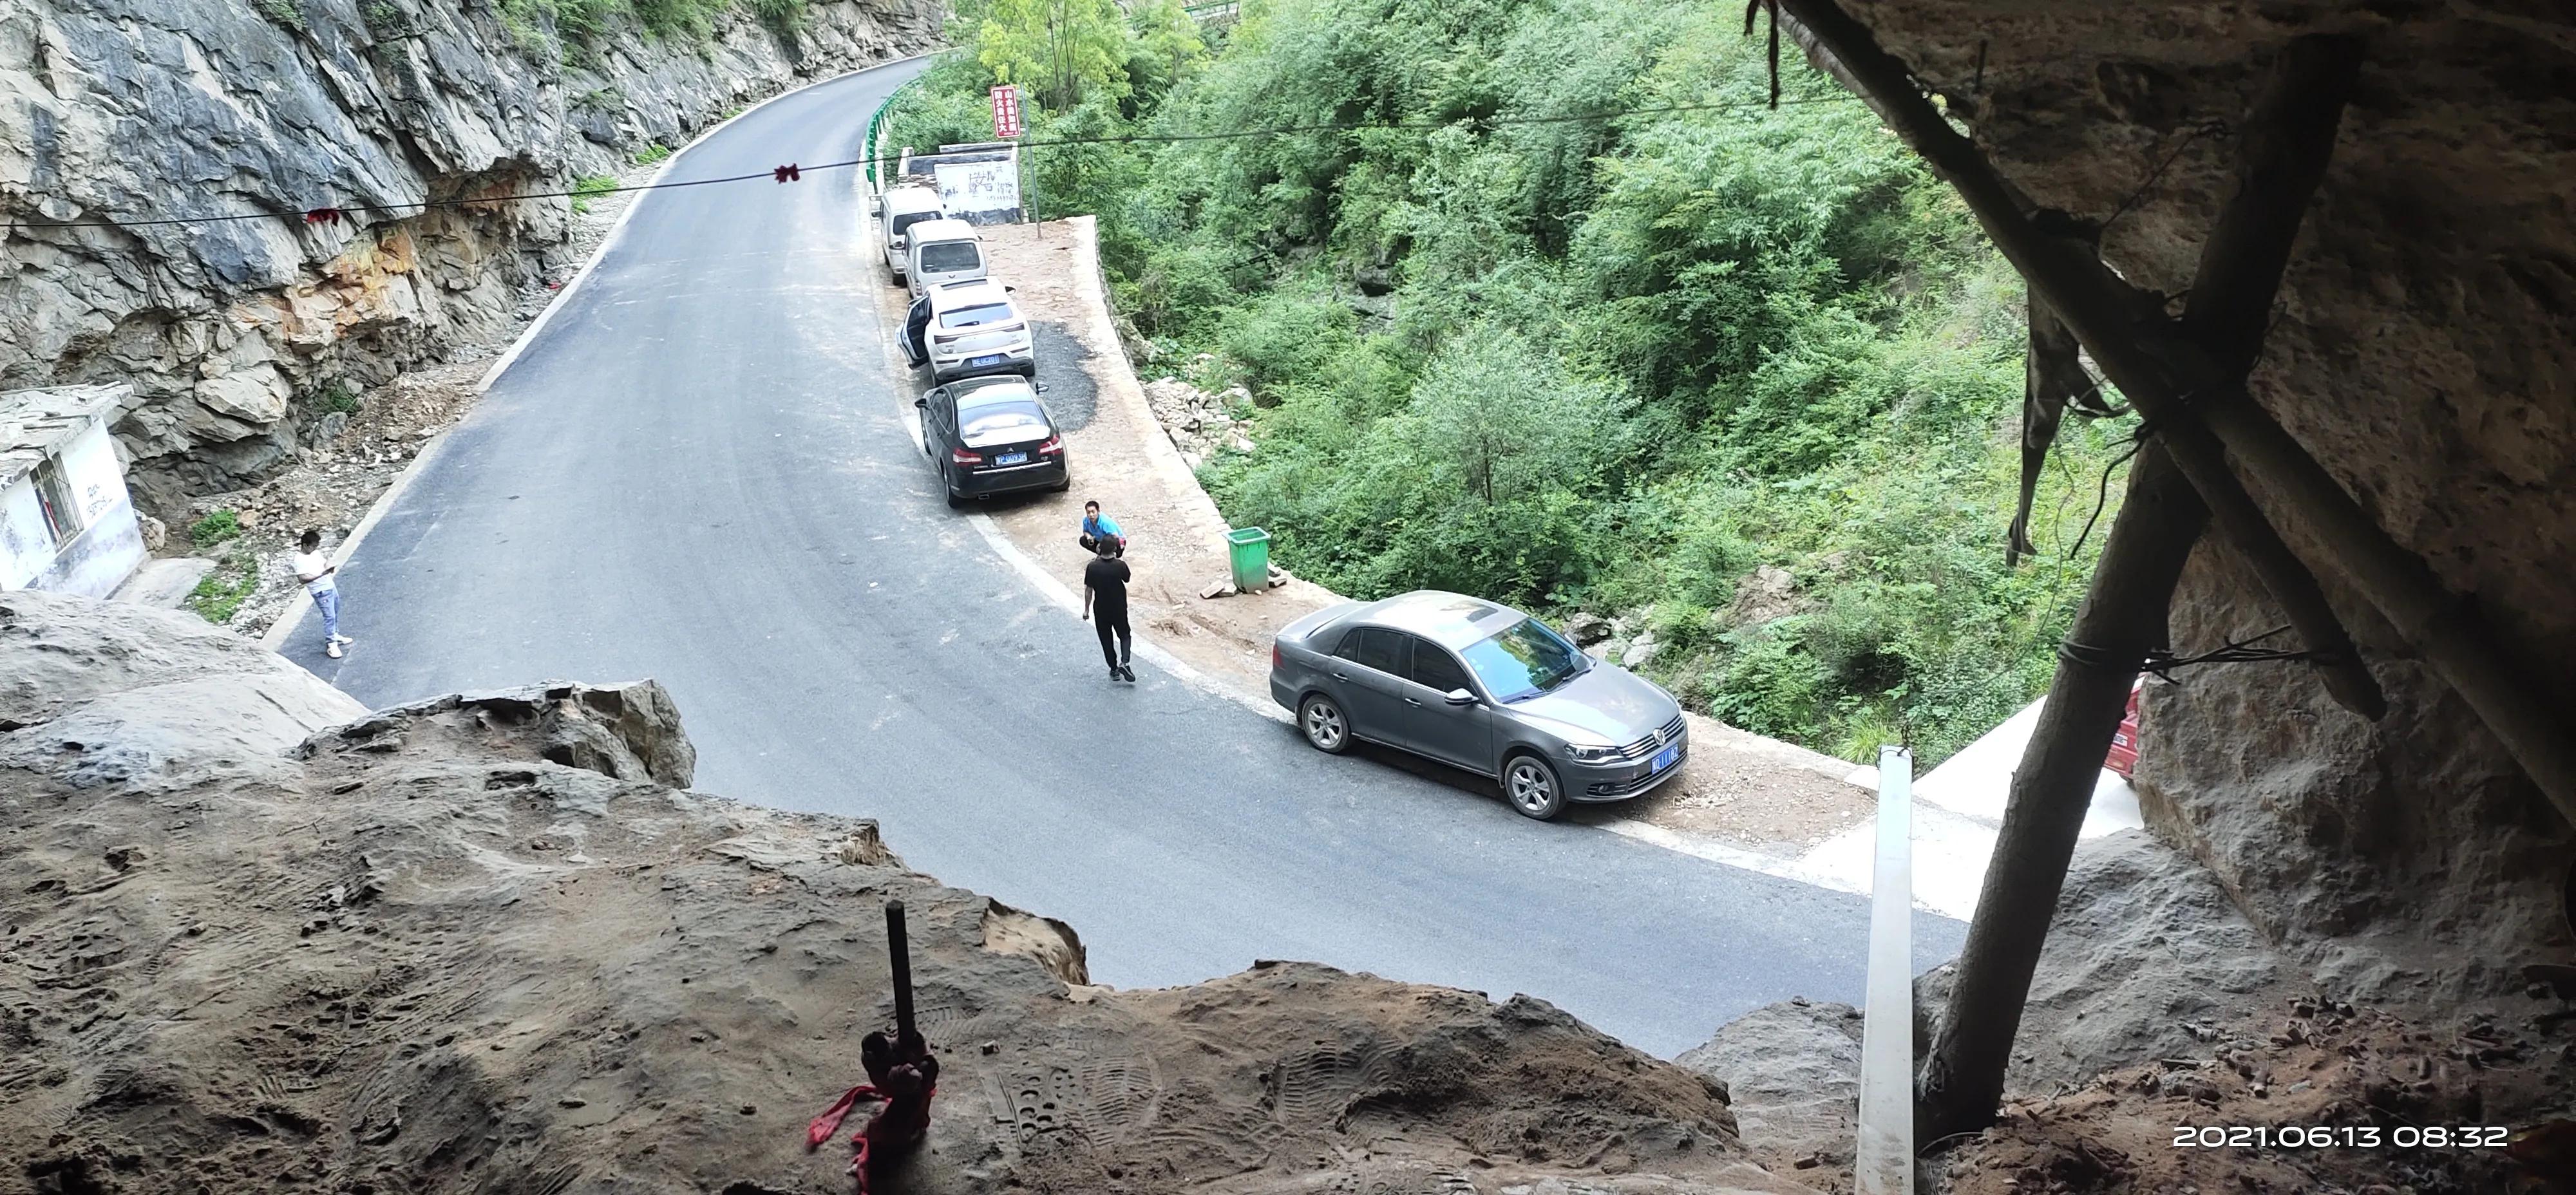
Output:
[
  {"xmin": 0, "ymin": 420, "xmax": 146, "ymax": 598},
  {"xmin": 0, "ymin": 476, "xmax": 47, "ymax": 588}
]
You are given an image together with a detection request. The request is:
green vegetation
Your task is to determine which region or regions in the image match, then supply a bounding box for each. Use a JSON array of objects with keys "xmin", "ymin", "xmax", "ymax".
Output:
[
  {"xmin": 571, "ymin": 173, "xmax": 620, "ymax": 213},
  {"xmin": 186, "ymin": 550, "xmax": 260, "ymax": 625},
  {"xmin": 633, "ymin": 142, "xmax": 674, "ymax": 165},
  {"xmin": 887, "ymin": 0, "xmax": 2136, "ymax": 765},
  {"xmin": 310, "ymin": 380, "xmax": 363, "ymax": 415},
  {"xmin": 255, "ymin": 0, "xmax": 307, "ymax": 32},
  {"xmin": 189, "ymin": 509, "xmax": 244, "ymax": 552},
  {"xmin": 492, "ymin": 0, "xmax": 806, "ymax": 58}
]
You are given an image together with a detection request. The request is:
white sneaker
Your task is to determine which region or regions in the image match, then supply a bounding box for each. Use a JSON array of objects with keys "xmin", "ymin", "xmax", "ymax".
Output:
[
  {"xmin": 327, "ymin": 643, "xmax": 344, "ymax": 659},
  {"xmin": 332, "ymin": 634, "xmax": 354, "ymax": 645}
]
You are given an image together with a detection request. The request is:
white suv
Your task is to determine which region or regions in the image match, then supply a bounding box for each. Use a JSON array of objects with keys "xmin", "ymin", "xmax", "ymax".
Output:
[
  {"xmin": 902, "ymin": 279, "xmax": 1035, "ymax": 382},
  {"xmin": 875, "ymin": 185, "xmax": 946, "ymax": 283}
]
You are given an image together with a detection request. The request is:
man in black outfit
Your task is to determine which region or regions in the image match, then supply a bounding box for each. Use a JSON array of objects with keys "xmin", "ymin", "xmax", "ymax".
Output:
[{"xmin": 1081, "ymin": 538, "xmax": 1134, "ymax": 682}]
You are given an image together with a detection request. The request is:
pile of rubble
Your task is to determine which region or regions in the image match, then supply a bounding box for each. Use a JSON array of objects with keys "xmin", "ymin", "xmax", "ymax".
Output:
[{"xmin": 1141, "ymin": 372, "xmax": 1257, "ymax": 468}]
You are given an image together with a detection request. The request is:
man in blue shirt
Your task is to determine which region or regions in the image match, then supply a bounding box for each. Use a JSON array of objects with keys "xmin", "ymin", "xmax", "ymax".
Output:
[{"xmin": 1077, "ymin": 500, "xmax": 1125, "ymax": 558}]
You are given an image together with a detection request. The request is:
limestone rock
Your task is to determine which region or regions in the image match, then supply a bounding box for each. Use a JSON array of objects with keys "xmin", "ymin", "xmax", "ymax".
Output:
[
  {"xmin": 1676, "ymin": 997, "xmax": 1864, "ymax": 1170},
  {"xmin": 1722, "ymin": 565, "xmax": 1803, "ymax": 628},
  {"xmin": 1913, "ymin": 829, "xmax": 2286, "ymax": 1095},
  {"xmin": 0, "ymin": 0, "xmax": 942, "ymax": 496}
]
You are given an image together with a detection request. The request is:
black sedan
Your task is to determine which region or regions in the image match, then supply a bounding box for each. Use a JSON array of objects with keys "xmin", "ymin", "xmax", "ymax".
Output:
[{"xmin": 916, "ymin": 375, "xmax": 1069, "ymax": 507}]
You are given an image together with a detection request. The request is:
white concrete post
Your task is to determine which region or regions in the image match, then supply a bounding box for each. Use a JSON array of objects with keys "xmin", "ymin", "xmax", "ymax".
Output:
[{"xmin": 1857, "ymin": 745, "xmax": 1915, "ymax": 1195}]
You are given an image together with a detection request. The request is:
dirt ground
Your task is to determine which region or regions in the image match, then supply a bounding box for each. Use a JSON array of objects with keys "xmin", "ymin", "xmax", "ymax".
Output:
[
  {"xmin": 929, "ymin": 218, "xmax": 1875, "ymax": 854},
  {"xmin": 161, "ymin": 160, "xmax": 664, "ymax": 639},
  {"xmin": 1926, "ymin": 995, "xmax": 2575, "ymax": 1194}
]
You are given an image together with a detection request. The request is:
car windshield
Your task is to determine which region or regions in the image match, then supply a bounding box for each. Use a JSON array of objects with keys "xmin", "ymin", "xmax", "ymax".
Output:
[
  {"xmin": 958, "ymin": 399, "xmax": 1048, "ymax": 441},
  {"xmin": 1458, "ymin": 618, "xmax": 1587, "ymax": 702},
  {"xmin": 938, "ymin": 302, "xmax": 1014, "ymax": 330},
  {"xmin": 917, "ymin": 242, "xmax": 980, "ymax": 272}
]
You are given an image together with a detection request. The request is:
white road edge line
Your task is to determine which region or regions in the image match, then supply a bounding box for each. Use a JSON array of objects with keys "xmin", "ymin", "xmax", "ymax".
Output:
[{"xmin": 261, "ymin": 52, "xmax": 941, "ymax": 655}]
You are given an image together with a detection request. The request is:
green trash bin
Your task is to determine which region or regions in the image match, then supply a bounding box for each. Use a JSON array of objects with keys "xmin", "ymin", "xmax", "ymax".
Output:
[{"xmin": 1226, "ymin": 527, "xmax": 1271, "ymax": 592}]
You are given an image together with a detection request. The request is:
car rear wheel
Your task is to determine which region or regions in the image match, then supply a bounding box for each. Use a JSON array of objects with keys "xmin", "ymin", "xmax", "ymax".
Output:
[
  {"xmin": 1298, "ymin": 693, "xmax": 1351, "ymax": 755},
  {"xmin": 1502, "ymin": 754, "xmax": 1566, "ymax": 821}
]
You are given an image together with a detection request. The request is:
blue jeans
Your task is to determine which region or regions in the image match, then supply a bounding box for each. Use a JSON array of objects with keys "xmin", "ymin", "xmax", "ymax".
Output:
[{"xmin": 314, "ymin": 587, "xmax": 340, "ymax": 645}]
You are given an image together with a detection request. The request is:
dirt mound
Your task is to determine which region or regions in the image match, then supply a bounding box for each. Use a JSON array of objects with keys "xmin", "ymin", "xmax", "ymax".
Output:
[
  {"xmin": 0, "ymin": 594, "xmax": 1817, "ymax": 1195},
  {"xmin": 1925, "ymin": 996, "xmax": 2573, "ymax": 1194}
]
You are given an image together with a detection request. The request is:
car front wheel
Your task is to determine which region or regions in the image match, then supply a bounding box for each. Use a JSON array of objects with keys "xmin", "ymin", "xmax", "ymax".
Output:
[
  {"xmin": 1502, "ymin": 754, "xmax": 1567, "ymax": 820},
  {"xmin": 1298, "ymin": 693, "xmax": 1351, "ymax": 755}
]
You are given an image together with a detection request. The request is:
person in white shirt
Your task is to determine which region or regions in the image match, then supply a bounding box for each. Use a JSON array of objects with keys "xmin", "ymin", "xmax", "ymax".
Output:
[{"xmin": 294, "ymin": 529, "xmax": 354, "ymax": 659}]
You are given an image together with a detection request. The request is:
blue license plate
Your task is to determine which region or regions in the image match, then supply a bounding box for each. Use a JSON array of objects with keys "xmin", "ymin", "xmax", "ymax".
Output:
[
  {"xmin": 994, "ymin": 451, "xmax": 1028, "ymax": 466},
  {"xmin": 968, "ymin": 353, "xmax": 1005, "ymax": 367},
  {"xmin": 1651, "ymin": 744, "xmax": 1681, "ymax": 771}
]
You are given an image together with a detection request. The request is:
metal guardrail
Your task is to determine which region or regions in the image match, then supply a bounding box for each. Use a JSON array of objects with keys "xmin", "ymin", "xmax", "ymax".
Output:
[
  {"xmin": 1856, "ymin": 746, "xmax": 1915, "ymax": 1195},
  {"xmin": 864, "ymin": 76, "xmax": 925, "ymax": 189},
  {"xmin": 1181, "ymin": 0, "xmax": 1240, "ymax": 21}
]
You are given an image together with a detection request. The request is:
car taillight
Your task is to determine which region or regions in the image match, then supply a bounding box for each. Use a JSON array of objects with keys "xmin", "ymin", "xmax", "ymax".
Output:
[
  {"xmin": 1037, "ymin": 435, "xmax": 1064, "ymax": 455},
  {"xmin": 1270, "ymin": 642, "xmax": 1283, "ymax": 670},
  {"xmin": 951, "ymin": 447, "xmax": 983, "ymax": 466}
]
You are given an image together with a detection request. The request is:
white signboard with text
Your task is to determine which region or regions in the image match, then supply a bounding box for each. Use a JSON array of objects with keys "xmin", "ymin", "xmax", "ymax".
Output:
[{"xmin": 931, "ymin": 156, "xmax": 1021, "ymax": 223}]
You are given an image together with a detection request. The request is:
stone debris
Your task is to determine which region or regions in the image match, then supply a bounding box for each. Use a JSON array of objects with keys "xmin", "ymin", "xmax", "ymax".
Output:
[{"xmin": 1143, "ymin": 375, "xmax": 1258, "ymax": 467}]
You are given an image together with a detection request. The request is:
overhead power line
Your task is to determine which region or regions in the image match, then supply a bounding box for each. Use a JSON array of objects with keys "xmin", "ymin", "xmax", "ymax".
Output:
[{"xmin": 1, "ymin": 91, "xmax": 1864, "ymax": 233}]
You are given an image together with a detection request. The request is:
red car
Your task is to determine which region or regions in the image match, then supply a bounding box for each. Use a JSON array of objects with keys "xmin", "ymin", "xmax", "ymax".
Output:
[{"xmin": 2104, "ymin": 682, "xmax": 2143, "ymax": 779}]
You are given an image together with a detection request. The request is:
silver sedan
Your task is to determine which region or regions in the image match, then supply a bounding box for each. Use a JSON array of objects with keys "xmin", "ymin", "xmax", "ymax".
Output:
[{"xmin": 1268, "ymin": 590, "xmax": 1689, "ymax": 820}]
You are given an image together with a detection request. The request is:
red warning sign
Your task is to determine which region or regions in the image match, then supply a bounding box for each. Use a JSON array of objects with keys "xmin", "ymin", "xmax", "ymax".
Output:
[{"xmin": 990, "ymin": 84, "xmax": 1022, "ymax": 140}]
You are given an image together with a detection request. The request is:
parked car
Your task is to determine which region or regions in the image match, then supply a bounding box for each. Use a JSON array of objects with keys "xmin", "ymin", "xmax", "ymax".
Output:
[
  {"xmin": 902, "ymin": 279, "xmax": 1035, "ymax": 382},
  {"xmin": 903, "ymin": 218, "xmax": 987, "ymax": 297},
  {"xmin": 875, "ymin": 185, "xmax": 946, "ymax": 283},
  {"xmin": 916, "ymin": 375, "xmax": 1068, "ymax": 507},
  {"xmin": 1268, "ymin": 590, "xmax": 1689, "ymax": 820}
]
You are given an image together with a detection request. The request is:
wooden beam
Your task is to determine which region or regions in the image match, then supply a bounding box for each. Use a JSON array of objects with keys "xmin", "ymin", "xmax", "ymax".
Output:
[
  {"xmin": 1916, "ymin": 443, "xmax": 2208, "ymax": 1144},
  {"xmin": 2170, "ymin": 38, "xmax": 2386, "ymax": 721},
  {"xmin": 1777, "ymin": 0, "xmax": 2575, "ymax": 823}
]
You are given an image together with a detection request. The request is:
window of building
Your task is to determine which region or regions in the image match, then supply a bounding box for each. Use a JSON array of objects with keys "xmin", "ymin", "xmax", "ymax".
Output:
[{"xmin": 32, "ymin": 455, "xmax": 81, "ymax": 546}]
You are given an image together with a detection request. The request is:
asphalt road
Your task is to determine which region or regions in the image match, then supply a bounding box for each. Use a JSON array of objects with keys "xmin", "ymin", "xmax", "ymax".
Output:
[{"xmin": 281, "ymin": 59, "xmax": 1964, "ymax": 1058}]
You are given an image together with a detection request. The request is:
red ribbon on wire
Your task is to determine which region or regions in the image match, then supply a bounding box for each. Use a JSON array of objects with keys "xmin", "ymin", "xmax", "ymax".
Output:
[{"xmin": 773, "ymin": 164, "xmax": 802, "ymax": 183}]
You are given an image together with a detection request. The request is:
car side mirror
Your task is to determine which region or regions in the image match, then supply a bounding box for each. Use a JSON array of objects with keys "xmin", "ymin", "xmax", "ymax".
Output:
[
  {"xmin": 1443, "ymin": 688, "xmax": 1478, "ymax": 706},
  {"xmin": 1033, "ymin": 382, "xmax": 1050, "ymax": 393},
  {"xmin": 1005, "ymin": 285, "xmax": 1018, "ymax": 292},
  {"xmin": 913, "ymin": 397, "xmax": 927, "ymax": 407}
]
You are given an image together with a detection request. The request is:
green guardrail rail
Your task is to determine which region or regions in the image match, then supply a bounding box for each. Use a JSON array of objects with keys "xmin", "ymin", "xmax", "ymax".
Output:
[{"xmin": 864, "ymin": 75, "xmax": 926, "ymax": 189}]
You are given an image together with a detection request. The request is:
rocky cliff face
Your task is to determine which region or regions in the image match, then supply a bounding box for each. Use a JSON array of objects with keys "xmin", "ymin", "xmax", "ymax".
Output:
[
  {"xmin": 1, "ymin": 0, "xmax": 937, "ymax": 512},
  {"xmin": 1839, "ymin": 0, "xmax": 2576, "ymax": 1000}
]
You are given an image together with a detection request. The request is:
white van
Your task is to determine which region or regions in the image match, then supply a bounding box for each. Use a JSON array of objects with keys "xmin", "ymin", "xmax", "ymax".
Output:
[
  {"xmin": 875, "ymin": 185, "xmax": 946, "ymax": 283},
  {"xmin": 904, "ymin": 218, "xmax": 986, "ymax": 297}
]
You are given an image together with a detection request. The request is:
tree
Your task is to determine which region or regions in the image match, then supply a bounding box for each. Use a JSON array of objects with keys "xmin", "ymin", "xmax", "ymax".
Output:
[{"xmin": 979, "ymin": 0, "xmax": 1132, "ymax": 111}]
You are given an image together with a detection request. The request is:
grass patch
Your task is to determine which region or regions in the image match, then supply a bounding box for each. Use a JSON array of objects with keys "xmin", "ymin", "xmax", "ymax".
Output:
[
  {"xmin": 256, "ymin": 0, "xmax": 307, "ymax": 31},
  {"xmin": 632, "ymin": 142, "xmax": 673, "ymax": 165},
  {"xmin": 571, "ymin": 174, "xmax": 619, "ymax": 213},
  {"xmin": 185, "ymin": 549, "xmax": 260, "ymax": 625},
  {"xmin": 312, "ymin": 380, "xmax": 362, "ymax": 415},
  {"xmin": 189, "ymin": 509, "xmax": 243, "ymax": 552}
]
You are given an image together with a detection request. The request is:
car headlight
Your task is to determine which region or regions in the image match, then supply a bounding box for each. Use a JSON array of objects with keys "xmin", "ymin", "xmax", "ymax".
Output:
[{"xmin": 1564, "ymin": 743, "xmax": 1622, "ymax": 764}]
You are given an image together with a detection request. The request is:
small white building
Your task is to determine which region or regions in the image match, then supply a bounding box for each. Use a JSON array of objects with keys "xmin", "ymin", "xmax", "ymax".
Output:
[{"xmin": 1, "ymin": 384, "xmax": 147, "ymax": 599}]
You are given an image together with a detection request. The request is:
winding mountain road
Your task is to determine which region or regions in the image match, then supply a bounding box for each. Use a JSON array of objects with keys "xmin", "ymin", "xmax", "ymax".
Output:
[{"xmin": 278, "ymin": 57, "xmax": 1962, "ymax": 1057}]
